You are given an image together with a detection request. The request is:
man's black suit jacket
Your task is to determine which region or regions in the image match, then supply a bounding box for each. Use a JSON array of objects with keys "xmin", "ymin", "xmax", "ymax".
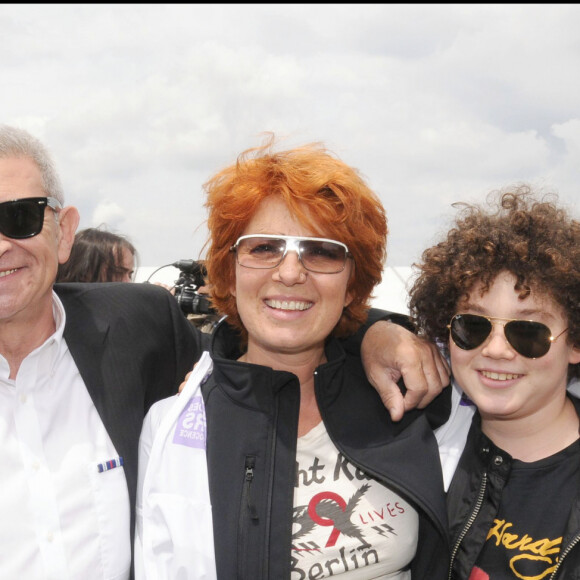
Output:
[{"xmin": 54, "ymin": 282, "xmax": 207, "ymax": 557}]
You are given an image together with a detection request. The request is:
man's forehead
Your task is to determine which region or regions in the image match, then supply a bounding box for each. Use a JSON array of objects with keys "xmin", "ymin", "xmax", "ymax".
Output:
[{"xmin": 0, "ymin": 156, "xmax": 44, "ymax": 200}]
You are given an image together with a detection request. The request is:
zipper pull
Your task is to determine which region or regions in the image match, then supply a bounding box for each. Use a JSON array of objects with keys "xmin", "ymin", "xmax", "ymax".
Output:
[{"xmin": 244, "ymin": 457, "xmax": 259, "ymax": 521}]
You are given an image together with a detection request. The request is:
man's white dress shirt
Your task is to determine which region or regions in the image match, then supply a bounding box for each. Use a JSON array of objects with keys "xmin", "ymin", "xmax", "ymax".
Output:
[{"xmin": 0, "ymin": 292, "xmax": 131, "ymax": 580}]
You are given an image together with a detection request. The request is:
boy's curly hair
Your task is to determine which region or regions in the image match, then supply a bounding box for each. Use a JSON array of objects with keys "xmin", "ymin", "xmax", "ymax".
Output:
[{"xmin": 409, "ymin": 184, "xmax": 580, "ymax": 377}]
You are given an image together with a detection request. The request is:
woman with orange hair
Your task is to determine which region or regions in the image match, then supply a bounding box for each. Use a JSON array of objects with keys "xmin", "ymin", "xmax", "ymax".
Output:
[{"xmin": 136, "ymin": 138, "xmax": 451, "ymax": 579}]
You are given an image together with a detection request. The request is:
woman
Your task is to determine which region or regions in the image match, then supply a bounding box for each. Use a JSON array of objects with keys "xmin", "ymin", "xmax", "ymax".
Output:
[
  {"xmin": 136, "ymin": 139, "xmax": 450, "ymax": 579},
  {"xmin": 409, "ymin": 187, "xmax": 580, "ymax": 578},
  {"xmin": 57, "ymin": 225, "xmax": 137, "ymax": 282}
]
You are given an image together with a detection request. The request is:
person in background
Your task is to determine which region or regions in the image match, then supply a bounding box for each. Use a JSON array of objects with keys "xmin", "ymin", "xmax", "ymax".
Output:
[
  {"xmin": 0, "ymin": 123, "xmax": 449, "ymax": 580},
  {"xmin": 57, "ymin": 225, "xmax": 137, "ymax": 283},
  {"xmin": 409, "ymin": 186, "xmax": 580, "ymax": 578},
  {"xmin": 136, "ymin": 138, "xmax": 451, "ymax": 579}
]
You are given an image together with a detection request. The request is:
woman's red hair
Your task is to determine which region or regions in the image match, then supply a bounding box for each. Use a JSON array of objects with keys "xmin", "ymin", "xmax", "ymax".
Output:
[{"xmin": 204, "ymin": 136, "xmax": 387, "ymax": 343}]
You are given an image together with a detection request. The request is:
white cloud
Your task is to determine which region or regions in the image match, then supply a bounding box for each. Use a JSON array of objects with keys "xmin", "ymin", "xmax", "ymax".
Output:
[
  {"xmin": 91, "ymin": 200, "xmax": 127, "ymax": 228},
  {"xmin": 1, "ymin": 3, "xmax": 579, "ymax": 269}
]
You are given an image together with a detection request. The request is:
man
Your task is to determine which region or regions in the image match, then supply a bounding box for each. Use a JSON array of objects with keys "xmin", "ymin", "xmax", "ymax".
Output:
[{"xmin": 0, "ymin": 124, "xmax": 449, "ymax": 579}]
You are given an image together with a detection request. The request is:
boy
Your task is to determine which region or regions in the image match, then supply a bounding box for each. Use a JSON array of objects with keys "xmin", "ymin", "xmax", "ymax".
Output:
[{"xmin": 409, "ymin": 186, "xmax": 580, "ymax": 578}]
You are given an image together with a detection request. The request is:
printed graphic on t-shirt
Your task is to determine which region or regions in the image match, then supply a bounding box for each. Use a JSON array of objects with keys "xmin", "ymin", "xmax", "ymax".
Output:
[
  {"xmin": 473, "ymin": 518, "xmax": 562, "ymax": 579},
  {"xmin": 469, "ymin": 439, "xmax": 579, "ymax": 579},
  {"xmin": 468, "ymin": 566, "xmax": 489, "ymax": 580},
  {"xmin": 172, "ymin": 394, "xmax": 207, "ymax": 449},
  {"xmin": 292, "ymin": 422, "xmax": 418, "ymax": 579}
]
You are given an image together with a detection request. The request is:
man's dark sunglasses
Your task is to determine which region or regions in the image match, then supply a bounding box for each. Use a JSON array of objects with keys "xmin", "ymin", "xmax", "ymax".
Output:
[
  {"xmin": 0, "ymin": 197, "xmax": 62, "ymax": 239},
  {"xmin": 448, "ymin": 313, "xmax": 568, "ymax": 359}
]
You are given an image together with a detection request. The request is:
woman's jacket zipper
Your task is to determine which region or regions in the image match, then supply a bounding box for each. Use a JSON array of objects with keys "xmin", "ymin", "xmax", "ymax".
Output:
[
  {"xmin": 238, "ymin": 455, "xmax": 259, "ymax": 578},
  {"xmin": 236, "ymin": 383, "xmax": 284, "ymax": 579}
]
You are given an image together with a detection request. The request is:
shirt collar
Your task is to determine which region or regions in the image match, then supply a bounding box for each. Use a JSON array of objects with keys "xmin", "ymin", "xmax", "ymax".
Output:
[{"xmin": 51, "ymin": 289, "xmax": 67, "ymax": 345}]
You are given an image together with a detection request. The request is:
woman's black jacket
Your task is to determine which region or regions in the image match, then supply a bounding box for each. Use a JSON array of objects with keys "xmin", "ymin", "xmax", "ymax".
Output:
[{"xmin": 201, "ymin": 329, "xmax": 451, "ymax": 579}]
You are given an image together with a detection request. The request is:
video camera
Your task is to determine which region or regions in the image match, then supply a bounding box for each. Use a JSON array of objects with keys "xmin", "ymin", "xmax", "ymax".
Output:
[{"xmin": 172, "ymin": 259, "xmax": 216, "ymax": 316}]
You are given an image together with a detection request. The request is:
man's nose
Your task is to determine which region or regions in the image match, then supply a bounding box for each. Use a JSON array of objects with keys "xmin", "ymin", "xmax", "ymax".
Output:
[{"xmin": 0, "ymin": 238, "xmax": 14, "ymax": 256}]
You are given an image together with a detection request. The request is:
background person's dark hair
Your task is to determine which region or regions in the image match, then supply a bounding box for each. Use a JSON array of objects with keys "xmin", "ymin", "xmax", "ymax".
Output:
[{"xmin": 57, "ymin": 225, "xmax": 137, "ymax": 283}]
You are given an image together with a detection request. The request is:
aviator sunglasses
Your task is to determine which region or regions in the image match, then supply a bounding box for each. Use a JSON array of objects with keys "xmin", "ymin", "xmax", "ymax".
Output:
[
  {"xmin": 448, "ymin": 313, "xmax": 569, "ymax": 359},
  {"xmin": 230, "ymin": 235, "xmax": 352, "ymax": 274},
  {"xmin": 0, "ymin": 197, "xmax": 62, "ymax": 239}
]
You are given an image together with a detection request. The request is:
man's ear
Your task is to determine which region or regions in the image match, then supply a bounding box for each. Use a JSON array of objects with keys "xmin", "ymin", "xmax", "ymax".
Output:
[
  {"xmin": 56, "ymin": 206, "xmax": 80, "ymax": 264},
  {"xmin": 570, "ymin": 346, "xmax": 580, "ymax": 365}
]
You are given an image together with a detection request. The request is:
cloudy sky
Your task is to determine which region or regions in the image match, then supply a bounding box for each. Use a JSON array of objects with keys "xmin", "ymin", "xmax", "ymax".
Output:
[{"xmin": 3, "ymin": 4, "xmax": 579, "ymax": 283}]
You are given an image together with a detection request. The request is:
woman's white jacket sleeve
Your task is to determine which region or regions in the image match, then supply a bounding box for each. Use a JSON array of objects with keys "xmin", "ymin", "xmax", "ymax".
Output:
[{"xmin": 135, "ymin": 351, "xmax": 217, "ymax": 580}]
